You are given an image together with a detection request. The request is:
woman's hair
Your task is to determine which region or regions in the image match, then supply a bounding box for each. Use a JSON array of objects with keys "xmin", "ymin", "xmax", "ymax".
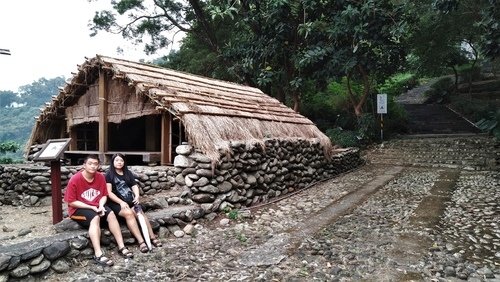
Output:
[{"xmin": 108, "ymin": 153, "xmax": 135, "ymax": 184}]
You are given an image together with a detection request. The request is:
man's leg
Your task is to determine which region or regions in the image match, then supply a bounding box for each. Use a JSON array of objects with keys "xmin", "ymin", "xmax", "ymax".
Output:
[
  {"xmin": 88, "ymin": 215, "xmax": 103, "ymax": 256},
  {"xmin": 107, "ymin": 211, "xmax": 126, "ymax": 249}
]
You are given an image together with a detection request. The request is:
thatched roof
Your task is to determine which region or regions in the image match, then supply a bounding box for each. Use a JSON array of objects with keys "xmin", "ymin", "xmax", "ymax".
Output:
[{"xmin": 29, "ymin": 55, "xmax": 332, "ymax": 161}]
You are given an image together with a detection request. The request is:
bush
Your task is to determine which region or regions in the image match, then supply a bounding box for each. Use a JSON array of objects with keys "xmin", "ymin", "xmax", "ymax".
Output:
[
  {"xmin": 425, "ymin": 76, "xmax": 453, "ymax": 103},
  {"xmin": 326, "ymin": 127, "xmax": 360, "ymax": 148},
  {"xmin": 0, "ymin": 141, "xmax": 20, "ymax": 164},
  {"xmin": 457, "ymin": 64, "xmax": 482, "ymax": 83},
  {"xmin": 475, "ymin": 109, "xmax": 500, "ymax": 139},
  {"xmin": 378, "ymin": 72, "xmax": 419, "ymax": 96}
]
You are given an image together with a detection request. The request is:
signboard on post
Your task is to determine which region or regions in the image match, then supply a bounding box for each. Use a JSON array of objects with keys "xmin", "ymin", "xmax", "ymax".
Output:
[
  {"xmin": 377, "ymin": 94, "xmax": 387, "ymax": 141},
  {"xmin": 33, "ymin": 138, "xmax": 71, "ymax": 224},
  {"xmin": 377, "ymin": 94, "xmax": 387, "ymax": 114}
]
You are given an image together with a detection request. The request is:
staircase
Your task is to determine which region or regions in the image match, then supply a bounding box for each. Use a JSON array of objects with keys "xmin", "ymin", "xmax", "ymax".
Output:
[
  {"xmin": 369, "ymin": 77, "xmax": 499, "ymax": 170},
  {"xmin": 402, "ymin": 104, "xmax": 481, "ymax": 134},
  {"xmin": 364, "ymin": 135, "xmax": 499, "ymax": 171}
]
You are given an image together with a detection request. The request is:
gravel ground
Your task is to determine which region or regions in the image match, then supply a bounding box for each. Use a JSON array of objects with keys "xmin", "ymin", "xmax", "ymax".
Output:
[{"xmin": 39, "ymin": 164, "xmax": 499, "ymax": 282}]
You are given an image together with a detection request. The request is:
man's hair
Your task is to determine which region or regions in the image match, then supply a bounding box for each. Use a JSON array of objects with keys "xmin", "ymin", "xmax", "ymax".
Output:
[{"xmin": 83, "ymin": 154, "xmax": 100, "ymax": 164}]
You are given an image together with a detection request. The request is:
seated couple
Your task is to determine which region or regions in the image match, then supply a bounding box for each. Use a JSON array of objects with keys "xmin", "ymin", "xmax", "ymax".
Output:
[{"xmin": 64, "ymin": 154, "xmax": 162, "ymax": 267}]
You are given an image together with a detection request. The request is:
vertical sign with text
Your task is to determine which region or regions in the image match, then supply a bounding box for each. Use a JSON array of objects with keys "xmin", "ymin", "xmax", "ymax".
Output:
[{"xmin": 377, "ymin": 94, "xmax": 387, "ymax": 114}]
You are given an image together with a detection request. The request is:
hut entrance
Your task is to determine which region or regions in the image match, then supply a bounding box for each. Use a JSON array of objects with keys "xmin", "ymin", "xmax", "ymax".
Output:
[
  {"xmin": 65, "ymin": 114, "xmax": 187, "ymax": 166},
  {"xmin": 108, "ymin": 115, "xmax": 161, "ymax": 165}
]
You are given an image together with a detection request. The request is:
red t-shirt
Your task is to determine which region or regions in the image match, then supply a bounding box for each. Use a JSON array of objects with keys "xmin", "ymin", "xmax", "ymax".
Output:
[{"xmin": 64, "ymin": 170, "xmax": 108, "ymax": 216}]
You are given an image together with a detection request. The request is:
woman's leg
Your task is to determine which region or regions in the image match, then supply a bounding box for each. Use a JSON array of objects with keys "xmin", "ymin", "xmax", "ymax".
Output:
[
  {"xmin": 119, "ymin": 207, "xmax": 145, "ymax": 243},
  {"xmin": 106, "ymin": 211, "xmax": 126, "ymax": 249},
  {"xmin": 136, "ymin": 211, "xmax": 161, "ymax": 246}
]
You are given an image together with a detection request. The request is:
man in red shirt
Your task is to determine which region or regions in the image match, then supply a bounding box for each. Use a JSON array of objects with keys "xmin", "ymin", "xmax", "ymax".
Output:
[{"xmin": 64, "ymin": 154, "xmax": 133, "ymax": 266}]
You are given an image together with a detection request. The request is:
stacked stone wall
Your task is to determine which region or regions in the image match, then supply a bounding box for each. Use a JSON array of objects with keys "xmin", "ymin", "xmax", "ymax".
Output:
[
  {"xmin": 0, "ymin": 165, "xmax": 177, "ymax": 207},
  {"xmin": 173, "ymin": 139, "xmax": 363, "ymax": 216}
]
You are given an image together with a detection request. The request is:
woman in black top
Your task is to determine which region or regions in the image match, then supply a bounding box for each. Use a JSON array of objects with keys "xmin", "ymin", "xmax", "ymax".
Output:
[{"xmin": 105, "ymin": 153, "xmax": 162, "ymax": 253}]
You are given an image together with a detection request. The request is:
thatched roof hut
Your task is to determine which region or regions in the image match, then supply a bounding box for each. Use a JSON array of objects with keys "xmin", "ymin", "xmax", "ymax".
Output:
[{"xmin": 28, "ymin": 55, "xmax": 332, "ymax": 164}]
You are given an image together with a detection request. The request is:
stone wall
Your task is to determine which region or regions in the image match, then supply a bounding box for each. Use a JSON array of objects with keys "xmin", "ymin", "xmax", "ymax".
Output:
[
  {"xmin": 0, "ymin": 165, "xmax": 177, "ymax": 207},
  {"xmin": 1, "ymin": 139, "xmax": 363, "ymax": 211},
  {"xmin": 174, "ymin": 139, "xmax": 363, "ymax": 216}
]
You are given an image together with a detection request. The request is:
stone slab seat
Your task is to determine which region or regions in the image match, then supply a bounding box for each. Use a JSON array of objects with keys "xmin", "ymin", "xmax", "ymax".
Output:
[
  {"xmin": 0, "ymin": 204, "xmax": 200, "ymax": 258},
  {"xmin": 0, "ymin": 232, "xmax": 85, "ymax": 257}
]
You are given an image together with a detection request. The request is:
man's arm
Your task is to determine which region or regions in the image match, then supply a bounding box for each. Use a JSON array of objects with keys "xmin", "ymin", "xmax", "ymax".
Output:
[{"xmin": 68, "ymin": 200, "xmax": 99, "ymax": 212}]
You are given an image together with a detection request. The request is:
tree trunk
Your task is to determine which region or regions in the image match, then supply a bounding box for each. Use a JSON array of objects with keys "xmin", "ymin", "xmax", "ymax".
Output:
[{"xmin": 347, "ymin": 66, "xmax": 371, "ymax": 117}]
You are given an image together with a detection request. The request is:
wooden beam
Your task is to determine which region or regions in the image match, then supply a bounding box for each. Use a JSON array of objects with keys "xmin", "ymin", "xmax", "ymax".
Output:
[
  {"xmin": 68, "ymin": 130, "xmax": 77, "ymax": 151},
  {"xmin": 160, "ymin": 113, "xmax": 171, "ymax": 165},
  {"xmin": 98, "ymin": 70, "xmax": 108, "ymax": 161}
]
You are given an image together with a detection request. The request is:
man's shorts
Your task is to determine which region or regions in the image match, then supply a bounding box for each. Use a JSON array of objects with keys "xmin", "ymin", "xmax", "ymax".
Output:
[{"xmin": 70, "ymin": 206, "xmax": 113, "ymax": 228}]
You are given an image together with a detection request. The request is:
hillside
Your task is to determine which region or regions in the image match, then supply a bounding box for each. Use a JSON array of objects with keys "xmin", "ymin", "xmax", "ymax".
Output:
[{"xmin": 0, "ymin": 77, "xmax": 65, "ymax": 159}]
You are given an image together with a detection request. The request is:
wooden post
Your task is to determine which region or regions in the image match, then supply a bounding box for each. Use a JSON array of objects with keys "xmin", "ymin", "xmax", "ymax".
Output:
[
  {"xmin": 145, "ymin": 116, "xmax": 158, "ymax": 151},
  {"xmin": 160, "ymin": 113, "xmax": 171, "ymax": 165},
  {"xmin": 50, "ymin": 160, "xmax": 63, "ymax": 224},
  {"xmin": 98, "ymin": 70, "xmax": 108, "ymax": 162}
]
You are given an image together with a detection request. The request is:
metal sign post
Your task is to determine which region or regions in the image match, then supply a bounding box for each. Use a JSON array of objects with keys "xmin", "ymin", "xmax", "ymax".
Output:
[
  {"xmin": 377, "ymin": 94, "xmax": 387, "ymax": 141},
  {"xmin": 33, "ymin": 138, "xmax": 71, "ymax": 224}
]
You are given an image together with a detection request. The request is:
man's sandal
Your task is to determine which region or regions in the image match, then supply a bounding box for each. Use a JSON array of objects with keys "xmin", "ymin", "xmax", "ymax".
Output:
[
  {"xmin": 151, "ymin": 238, "xmax": 162, "ymax": 247},
  {"xmin": 93, "ymin": 255, "xmax": 114, "ymax": 267},
  {"xmin": 118, "ymin": 246, "xmax": 134, "ymax": 258},
  {"xmin": 139, "ymin": 241, "xmax": 149, "ymax": 253}
]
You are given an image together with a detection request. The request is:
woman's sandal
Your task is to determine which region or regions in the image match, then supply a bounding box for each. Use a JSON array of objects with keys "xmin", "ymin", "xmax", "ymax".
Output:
[
  {"xmin": 151, "ymin": 238, "xmax": 162, "ymax": 248},
  {"xmin": 93, "ymin": 254, "xmax": 114, "ymax": 267},
  {"xmin": 139, "ymin": 241, "xmax": 149, "ymax": 253},
  {"xmin": 118, "ymin": 246, "xmax": 134, "ymax": 258}
]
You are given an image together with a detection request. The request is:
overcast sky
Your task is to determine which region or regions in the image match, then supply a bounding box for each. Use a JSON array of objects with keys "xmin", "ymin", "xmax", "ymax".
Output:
[{"xmin": 0, "ymin": 0, "xmax": 174, "ymax": 92}]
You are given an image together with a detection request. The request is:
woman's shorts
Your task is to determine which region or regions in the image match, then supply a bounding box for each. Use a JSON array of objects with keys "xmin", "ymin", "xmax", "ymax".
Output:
[{"xmin": 106, "ymin": 201, "xmax": 144, "ymax": 224}]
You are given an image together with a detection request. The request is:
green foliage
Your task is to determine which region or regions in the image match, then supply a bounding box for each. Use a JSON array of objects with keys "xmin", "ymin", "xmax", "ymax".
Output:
[
  {"xmin": 0, "ymin": 141, "xmax": 19, "ymax": 154},
  {"xmin": 90, "ymin": 0, "xmax": 412, "ymax": 113},
  {"xmin": 223, "ymin": 207, "xmax": 241, "ymax": 221},
  {"xmin": 0, "ymin": 91, "xmax": 19, "ymax": 107},
  {"xmin": 18, "ymin": 77, "xmax": 65, "ymax": 107},
  {"xmin": 0, "ymin": 106, "xmax": 39, "ymax": 144},
  {"xmin": 356, "ymin": 114, "xmax": 377, "ymax": 142},
  {"xmin": 0, "ymin": 77, "xmax": 64, "ymax": 161},
  {"xmin": 425, "ymin": 76, "xmax": 454, "ymax": 103},
  {"xmin": 0, "ymin": 141, "xmax": 20, "ymax": 164},
  {"xmin": 475, "ymin": 109, "xmax": 500, "ymax": 139},
  {"xmin": 235, "ymin": 232, "xmax": 248, "ymax": 243},
  {"xmin": 379, "ymin": 73, "xmax": 418, "ymax": 97},
  {"xmin": 475, "ymin": 0, "xmax": 500, "ymax": 59},
  {"xmin": 326, "ymin": 128, "xmax": 360, "ymax": 148},
  {"xmin": 456, "ymin": 64, "xmax": 482, "ymax": 83}
]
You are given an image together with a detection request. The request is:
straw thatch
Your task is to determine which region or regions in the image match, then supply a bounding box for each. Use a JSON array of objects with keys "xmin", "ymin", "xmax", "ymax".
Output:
[{"xmin": 28, "ymin": 55, "xmax": 332, "ymax": 160}]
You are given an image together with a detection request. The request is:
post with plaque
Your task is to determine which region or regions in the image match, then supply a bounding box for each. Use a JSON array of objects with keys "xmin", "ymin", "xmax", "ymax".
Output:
[
  {"xmin": 377, "ymin": 94, "xmax": 387, "ymax": 141},
  {"xmin": 33, "ymin": 138, "xmax": 71, "ymax": 224}
]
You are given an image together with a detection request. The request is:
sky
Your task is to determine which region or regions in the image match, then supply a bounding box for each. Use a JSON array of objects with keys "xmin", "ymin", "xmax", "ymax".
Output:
[{"xmin": 0, "ymin": 0, "xmax": 177, "ymax": 92}]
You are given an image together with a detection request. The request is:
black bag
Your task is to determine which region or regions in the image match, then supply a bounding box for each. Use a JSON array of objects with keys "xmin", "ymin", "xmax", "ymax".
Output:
[{"xmin": 115, "ymin": 177, "xmax": 134, "ymax": 203}]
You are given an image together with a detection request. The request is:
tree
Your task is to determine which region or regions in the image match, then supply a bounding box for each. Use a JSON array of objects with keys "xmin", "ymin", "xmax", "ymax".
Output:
[
  {"xmin": 90, "ymin": 0, "xmax": 411, "ymax": 116},
  {"xmin": 0, "ymin": 141, "xmax": 19, "ymax": 164},
  {"xmin": 19, "ymin": 77, "xmax": 65, "ymax": 107},
  {"xmin": 408, "ymin": 0, "xmax": 498, "ymax": 78},
  {"xmin": 0, "ymin": 90, "xmax": 18, "ymax": 107}
]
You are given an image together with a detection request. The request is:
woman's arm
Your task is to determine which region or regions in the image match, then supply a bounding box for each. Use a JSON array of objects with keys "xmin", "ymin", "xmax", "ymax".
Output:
[
  {"xmin": 132, "ymin": 184, "xmax": 140, "ymax": 205},
  {"xmin": 106, "ymin": 183, "xmax": 129, "ymax": 209}
]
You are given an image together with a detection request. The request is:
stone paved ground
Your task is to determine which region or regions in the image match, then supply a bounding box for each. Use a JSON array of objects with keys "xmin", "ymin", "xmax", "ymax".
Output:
[{"xmin": 40, "ymin": 162, "xmax": 499, "ymax": 282}]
